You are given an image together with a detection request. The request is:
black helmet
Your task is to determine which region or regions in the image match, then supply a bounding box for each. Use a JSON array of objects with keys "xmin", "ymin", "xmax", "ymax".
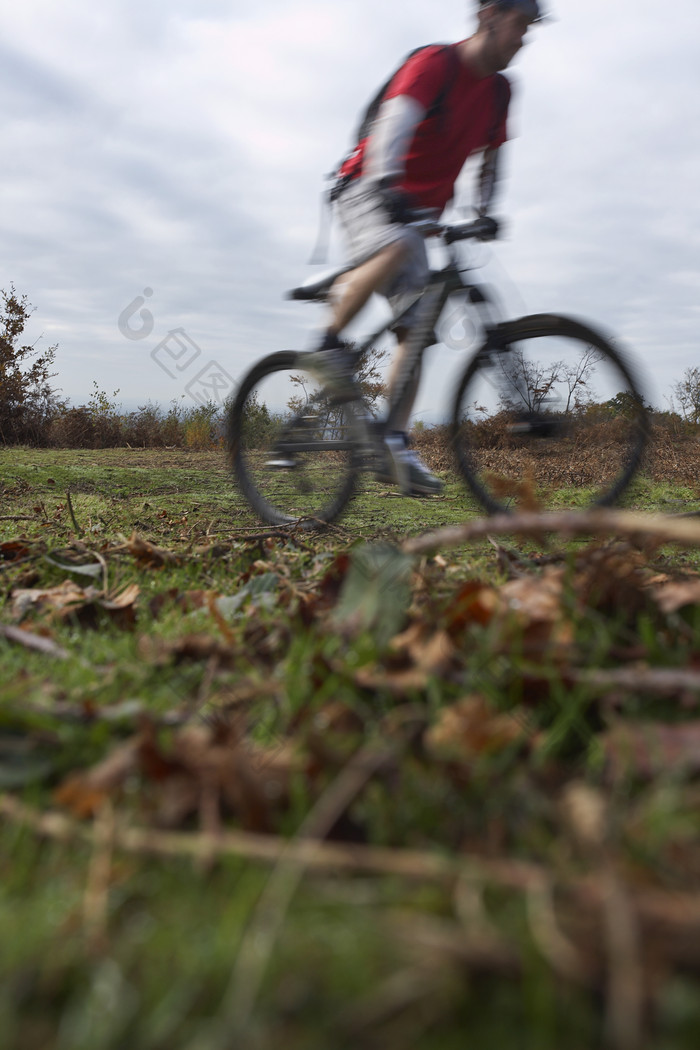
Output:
[{"xmin": 479, "ymin": 0, "xmax": 546, "ymax": 21}]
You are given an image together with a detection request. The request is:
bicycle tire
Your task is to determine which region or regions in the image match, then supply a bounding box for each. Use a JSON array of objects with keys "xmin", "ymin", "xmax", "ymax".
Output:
[
  {"xmin": 227, "ymin": 351, "xmax": 362, "ymax": 527},
  {"xmin": 451, "ymin": 314, "xmax": 650, "ymax": 515}
]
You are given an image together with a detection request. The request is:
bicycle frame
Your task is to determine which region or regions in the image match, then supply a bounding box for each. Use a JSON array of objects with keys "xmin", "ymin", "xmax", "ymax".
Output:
[{"xmin": 346, "ymin": 241, "xmax": 503, "ymax": 436}]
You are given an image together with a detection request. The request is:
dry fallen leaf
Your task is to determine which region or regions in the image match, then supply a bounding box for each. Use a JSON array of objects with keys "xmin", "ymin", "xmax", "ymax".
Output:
[
  {"xmin": 0, "ymin": 540, "xmax": 32, "ymax": 562},
  {"xmin": 139, "ymin": 632, "xmax": 236, "ymax": 667},
  {"xmin": 486, "ymin": 473, "xmax": 541, "ymax": 512},
  {"xmin": 354, "ymin": 625, "xmax": 458, "ymax": 694},
  {"xmin": 492, "ymin": 568, "xmax": 574, "ymax": 662},
  {"xmin": 424, "ymin": 694, "xmax": 529, "ymax": 763},
  {"xmin": 444, "ymin": 580, "xmax": 499, "ymax": 632},
  {"xmin": 11, "ymin": 580, "xmax": 89, "ymax": 619},
  {"xmin": 127, "ymin": 532, "xmax": 181, "ymax": 567},
  {"xmin": 54, "ymin": 720, "xmax": 300, "ymax": 833},
  {"xmin": 574, "ymin": 544, "xmax": 652, "ymax": 620},
  {"xmin": 560, "ymin": 781, "xmax": 608, "ymax": 851},
  {"xmin": 54, "ymin": 738, "xmax": 141, "ymax": 818},
  {"xmin": 498, "ymin": 567, "xmax": 565, "ymax": 622},
  {"xmin": 654, "ymin": 578, "xmax": 700, "ymax": 615},
  {"xmin": 11, "ymin": 580, "xmax": 139, "ymax": 630}
]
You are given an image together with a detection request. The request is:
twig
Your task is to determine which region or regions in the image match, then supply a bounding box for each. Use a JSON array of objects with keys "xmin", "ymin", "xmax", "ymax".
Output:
[
  {"xmin": 4, "ymin": 792, "xmax": 700, "ymax": 978},
  {"xmin": 0, "ymin": 792, "xmax": 548, "ymax": 886},
  {"xmin": 0, "ymin": 556, "xmax": 35, "ymax": 574},
  {"xmin": 560, "ymin": 782, "xmax": 644, "ymax": 1049},
  {"xmin": 83, "ymin": 802, "xmax": 115, "ymax": 949},
  {"xmin": 0, "ymin": 624, "xmax": 69, "ymax": 659},
  {"xmin": 403, "ymin": 509, "xmax": 700, "ymax": 557},
  {"xmin": 525, "ymin": 878, "xmax": 591, "ymax": 983},
  {"xmin": 574, "ymin": 666, "xmax": 700, "ymax": 698},
  {"xmin": 603, "ymin": 871, "xmax": 644, "ymax": 1050},
  {"xmin": 94, "ymin": 549, "xmax": 109, "ymax": 593},
  {"xmin": 66, "ymin": 491, "xmax": 82, "ymax": 535}
]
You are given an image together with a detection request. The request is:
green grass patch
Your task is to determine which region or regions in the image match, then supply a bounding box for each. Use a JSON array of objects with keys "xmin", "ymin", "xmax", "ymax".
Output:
[{"xmin": 3, "ymin": 449, "xmax": 700, "ymax": 1048}]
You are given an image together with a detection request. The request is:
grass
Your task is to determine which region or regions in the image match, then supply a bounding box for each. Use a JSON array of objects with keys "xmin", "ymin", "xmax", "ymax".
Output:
[{"xmin": 3, "ymin": 448, "xmax": 700, "ymax": 1049}]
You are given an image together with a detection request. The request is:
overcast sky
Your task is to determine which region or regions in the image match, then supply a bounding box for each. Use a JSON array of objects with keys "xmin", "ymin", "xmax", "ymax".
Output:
[{"xmin": 2, "ymin": 0, "xmax": 699, "ymax": 421}]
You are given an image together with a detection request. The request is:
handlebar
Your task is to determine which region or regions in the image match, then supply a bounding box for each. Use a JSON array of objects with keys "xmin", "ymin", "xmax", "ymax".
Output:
[
  {"xmin": 407, "ymin": 213, "xmax": 500, "ymax": 243},
  {"xmin": 287, "ymin": 215, "xmax": 499, "ymax": 302}
]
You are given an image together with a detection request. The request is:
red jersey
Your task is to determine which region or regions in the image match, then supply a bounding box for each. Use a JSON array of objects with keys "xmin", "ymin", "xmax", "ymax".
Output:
[{"xmin": 339, "ymin": 44, "xmax": 510, "ymax": 212}]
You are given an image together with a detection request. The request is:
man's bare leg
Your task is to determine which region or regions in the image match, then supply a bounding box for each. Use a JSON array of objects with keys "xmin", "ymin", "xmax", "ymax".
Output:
[
  {"xmin": 319, "ymin": 240, "xmax": 442, "ymax": 496},
  {"xmin": 383, "ymin": 333, "xmax": 442, "ymax": 496},
  {"xmin": 386, "ymin": 335, "xmax": 421, "ymax": 432},
  {"xmin": 326, "ymin": 240, "xmax": 408, "ymax": 335}
]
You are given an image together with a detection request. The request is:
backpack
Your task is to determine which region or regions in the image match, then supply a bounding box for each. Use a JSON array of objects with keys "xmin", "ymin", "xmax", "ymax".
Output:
[
  {"xmin": 353, "ymin": 43, "xmax": 461, "ymax": 152},
  {"xmin": 330, "ymin": 43, "xmax": 461, "ymax": 201}
]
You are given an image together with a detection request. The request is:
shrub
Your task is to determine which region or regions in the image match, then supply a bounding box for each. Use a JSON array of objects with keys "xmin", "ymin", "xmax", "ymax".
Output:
[
  {"xmin": 48, "ymin": 406, "xmax": 95, "ymax": 448},
  {"xmin": 237, "ymin": 390, "xmax": 275, "ymax": 448},
  {"xmin": 122, "ymin": 402, "xmax": 167, "ymax": 448},
  {"xmin": 183, "ymin": 404, "xmax": 221, "ymax": 450}
]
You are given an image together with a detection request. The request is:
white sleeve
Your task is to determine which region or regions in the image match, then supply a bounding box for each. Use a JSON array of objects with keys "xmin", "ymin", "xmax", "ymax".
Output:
[
  {"xmin": 478, "ymin": 148, "xmax": 500, "ymax": 216},
  {"xmin": 363, "ymin": 95, "xmax": 426, "ymax": 185}
]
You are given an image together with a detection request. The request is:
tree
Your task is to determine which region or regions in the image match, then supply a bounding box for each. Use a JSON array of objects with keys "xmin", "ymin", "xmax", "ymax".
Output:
[
  {"xmin": 354, "ymin": 343, "xmax": 388, "ymax": 414},
  {"xmin": 0, "ymin": 285, "xmax": 62, "ymax": 444},
  {"xmin": 672, "ymin": 366, "xmax": 700, "ymax": 425},
  {"xmin": 497, "ymin": 345, "xmax": 601, "ymax": 415},
  {"xmin": 604, "ymin": 390, "xmax": 647, "ymax": 420},
  {"xmin": 238, "ymin": 389, "xmax": 274, "ymax": 447},
  {"xmin": 497, "ymin": 347, "xmax": 562, "ymax": 414},
  {"xmin": 560, "ymin": 346, "xmax": 603, "ymax": 414}
]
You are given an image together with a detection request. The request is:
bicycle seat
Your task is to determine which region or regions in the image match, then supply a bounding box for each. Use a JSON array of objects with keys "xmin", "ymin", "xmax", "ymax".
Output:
[{"xmin": 287, "ymin": 264, "xmax": 351, "ymax": 302}]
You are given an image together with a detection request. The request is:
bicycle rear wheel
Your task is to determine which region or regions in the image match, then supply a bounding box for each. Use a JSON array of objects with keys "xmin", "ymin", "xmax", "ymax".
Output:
[
  {"xmin": 226, "ymin": 351, "xmax": 361, "ymax": 527},
  {"xmin": 451, "ymin": 314, "xmax": 650, "ymax": 515}
]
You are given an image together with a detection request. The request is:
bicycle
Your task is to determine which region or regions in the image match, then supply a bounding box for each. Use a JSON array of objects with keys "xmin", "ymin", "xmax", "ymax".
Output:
[{"xmin": 226, "ymin": 217, "xmax": 649, "ymax": 527}]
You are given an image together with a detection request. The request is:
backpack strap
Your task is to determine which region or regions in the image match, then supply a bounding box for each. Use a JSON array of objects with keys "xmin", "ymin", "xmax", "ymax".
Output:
[
  {"xmin": 421, "ymin": 43, "xmax": 462, "ymax": 127},
  {"xmin": 355, "ymin": 43, "xmax": 460, "ymax": 145},
  {"xmin": 329, "ymin": 43, "xmax": 461, "ymax": 203}
]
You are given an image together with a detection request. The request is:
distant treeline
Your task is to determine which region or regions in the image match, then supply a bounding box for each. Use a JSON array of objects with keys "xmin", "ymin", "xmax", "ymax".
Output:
[
  {"xmin": 0, "ymin": 283, "xmax": 227, "ymax": 449},
  {"xmin": 18, "ymin": 395, "xmax": 225, "ymax": 450}
]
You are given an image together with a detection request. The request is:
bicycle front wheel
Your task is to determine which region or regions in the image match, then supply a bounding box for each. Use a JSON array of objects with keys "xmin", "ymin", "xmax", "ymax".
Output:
[
  {"xmin": 226, "ymin": 351, "xmax": 362, "ymax": 527},
  {"xmin": 451, "ymin": 314, "xmax": 650, "ymax": 515}
]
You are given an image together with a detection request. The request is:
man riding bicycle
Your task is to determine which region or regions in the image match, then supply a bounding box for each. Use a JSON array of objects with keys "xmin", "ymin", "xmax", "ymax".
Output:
[{"xmin": 314, "ymin": 0, "xmax": 545, "ymax": 496}]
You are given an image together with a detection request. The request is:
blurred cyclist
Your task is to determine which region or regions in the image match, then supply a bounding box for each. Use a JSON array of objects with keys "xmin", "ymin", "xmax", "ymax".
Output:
[{"xmin": 316, "ymin": 0, "xmax": 545, "ymax": 495}]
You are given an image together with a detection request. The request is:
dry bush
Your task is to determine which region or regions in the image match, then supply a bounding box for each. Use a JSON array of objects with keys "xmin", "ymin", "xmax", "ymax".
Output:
[
  {"xmin": 122, "ymin": 403, "xmax": 169, "ymax": 448},
  {"xmin": 48, "ymin": 406, "xmax": 96, "ymax": 448},
  {"xmin": 410, "ymin": 415, "xmax": 700, "ymax": 490},
  {"xmin": 89, "ymin": 413, "xmax": 124, "ymax": 448}
]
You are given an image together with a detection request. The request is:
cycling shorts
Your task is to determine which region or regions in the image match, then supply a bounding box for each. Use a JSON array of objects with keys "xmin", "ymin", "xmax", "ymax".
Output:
[{"xmin": 335, "ymin": 178, "xmax": 429, "ymax": 332}]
